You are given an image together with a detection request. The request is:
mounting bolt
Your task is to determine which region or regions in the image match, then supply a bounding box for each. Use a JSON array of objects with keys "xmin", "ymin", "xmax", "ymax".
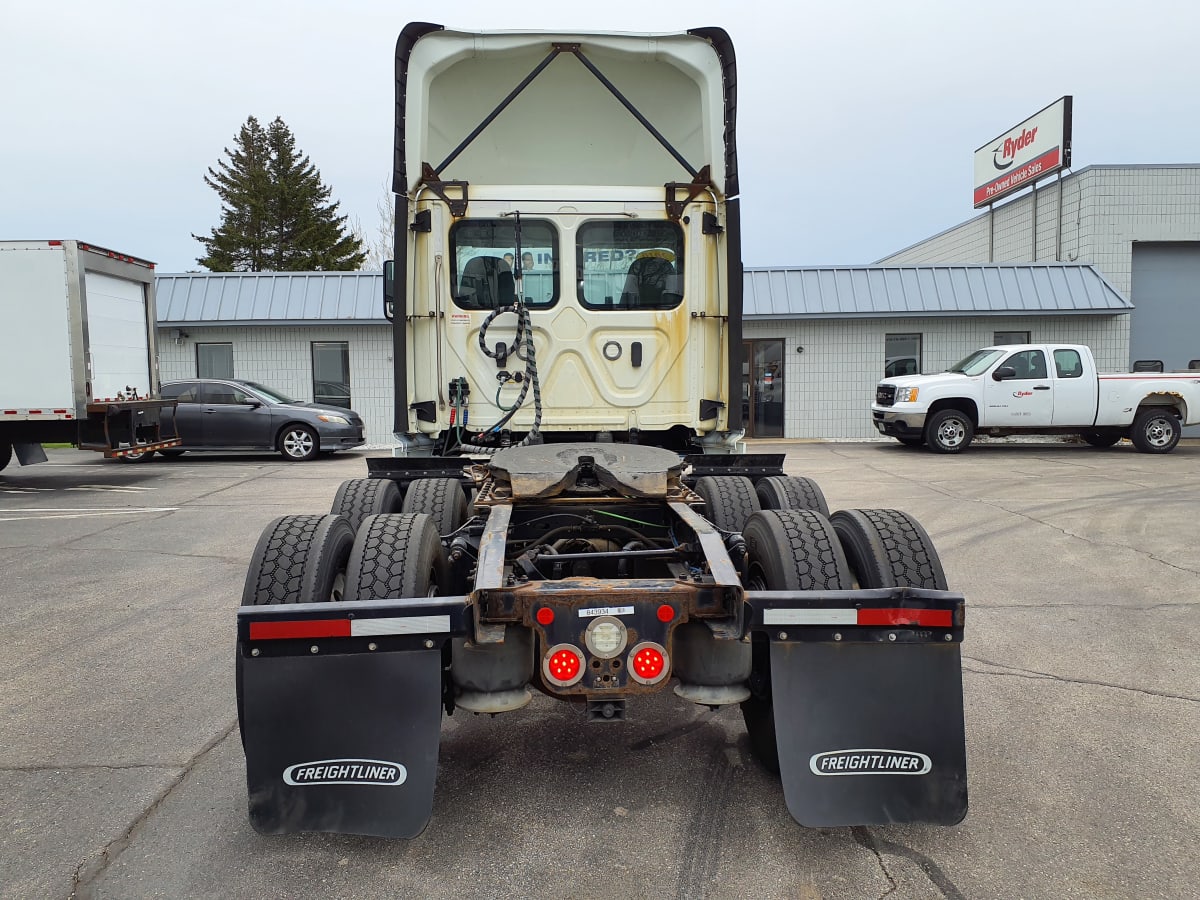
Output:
[
  {"xmin": 944, "ymin": 634, "xmax": 953, "ymax": 641},
  {"xmin": 424, "ymin": 639, "xmax": 435, "ymax": 649},
  {"xmin": 368, "ymin": 642, "xmax": 378, "ymax": 651},
  {"xmin": 250, "ymin": 648, "xmax": 260, "ymax": 657},
  {"xmin": 833, "ymin": 633, "xmax": 842, "ymax": 642},
  {"xmin": 778, "ymin": 631, "xmax": 788, "ymax": 641},
  {"xmin": 310, "ymin": 645, "xmax": 319, "ymax": 654},
  {"xmin": 888, "ymin": 633, "xmax": 897, "ymax": 642}
]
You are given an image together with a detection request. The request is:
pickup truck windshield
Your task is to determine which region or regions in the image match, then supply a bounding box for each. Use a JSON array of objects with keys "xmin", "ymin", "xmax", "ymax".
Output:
[{"xmin": 948, "ymin": 349, "xmax": 1005, "ymax": 376}]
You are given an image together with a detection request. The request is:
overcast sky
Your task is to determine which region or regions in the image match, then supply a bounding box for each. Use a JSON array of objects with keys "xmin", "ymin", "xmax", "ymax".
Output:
[{"xmin": 3, "ymin": 0, "xmax": 1197, "ymax": 272}]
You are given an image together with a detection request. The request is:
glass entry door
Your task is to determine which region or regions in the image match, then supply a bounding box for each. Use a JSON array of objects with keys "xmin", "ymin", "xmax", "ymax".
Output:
[{"xmin": 742, "ymin": 340, "xmax": 785, "ymax": 438}]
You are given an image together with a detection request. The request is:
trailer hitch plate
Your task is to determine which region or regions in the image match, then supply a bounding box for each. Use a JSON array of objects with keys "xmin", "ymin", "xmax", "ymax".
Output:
[
  {"xmin": 239, "ymin": 648, "xmax": 443, "ymax": 838},
  {"xmin": 770, "ymin": 640, "xmax": 967, "ymax": 827}
]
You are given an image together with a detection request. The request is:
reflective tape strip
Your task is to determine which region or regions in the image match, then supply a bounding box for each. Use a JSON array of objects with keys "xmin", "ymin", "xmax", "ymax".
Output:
[
  {"xmin": 762, "ymin": 608, "xmax": 953, "ymax": 627},
  {"xmin": 764, "ymin": 609, "xmax": 856, "ymax": 625},
  {"xmin": 350, "ymin": 615, "xmax": 451, "ymax": 636}
]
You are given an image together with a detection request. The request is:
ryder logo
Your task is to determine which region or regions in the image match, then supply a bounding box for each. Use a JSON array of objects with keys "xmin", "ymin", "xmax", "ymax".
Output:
[
  {"xmin": 1013, "ymin": 390, "xmax": 1033, "ymax": 398},
  {"xmin": 810, "ymin": 749, "xmax": 932, "ymax": 776},
  {"xmin": 283, "ymin": 758, "xmax": 408, "ymax": 786},
  {"xmin": 993, "ymin": 126, "xmax": 1039, "ymax": 170}
]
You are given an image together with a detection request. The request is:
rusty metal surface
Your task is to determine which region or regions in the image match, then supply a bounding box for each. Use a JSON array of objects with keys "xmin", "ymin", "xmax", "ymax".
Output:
[
  {"xmin": 667, "ymin": 500, "xmax": 741, "ymax": 586},
  {"xmin": 472, "ymin": 504, "xmax": 511, "ymax": 592}
]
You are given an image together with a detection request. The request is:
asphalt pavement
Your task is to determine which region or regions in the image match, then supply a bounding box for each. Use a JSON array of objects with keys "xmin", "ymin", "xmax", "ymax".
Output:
[{"xmin": 0, "ymin": 441, "xmax": 1196, "ymax": 900}]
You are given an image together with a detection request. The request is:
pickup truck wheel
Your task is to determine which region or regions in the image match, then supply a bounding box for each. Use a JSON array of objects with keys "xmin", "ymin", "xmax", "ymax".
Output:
[
  {"xmin": 694, "ymin": 475, "xmax": 761, "ymax": 532},
  {"xmin": 242, "ymin": 514, "xmax": 355, "ymax": 605},
  {"xmin": 830, "ymin": 509, "xmax": 948, "ymax": 590},
  {"xmin": 331, "ymin": 478, "xmax": 402, "ymax": 533},
  {"xmin": 0, "ymin": 441, "xmax": 11, "ymax": 472},
  {"xmin": 1081, "ymin": 432, "xmax": 1121, "ymax": 448},
  {"xmin": 754, "ymin": 475, "xmax": 830, "ymax": 517},
  {"xmin": 344, "ymin": 513, "xmax": 447, "ymax": 602},
  {"xmin": 1131, "ymin": 409, "xmax": 1181, "ymax": 453},
  {"xmin": 118, "ymin": 449, "xmax": 156, "ymax": 463},
  {"xmin": 741, "ymin": 510, "xmax": 852, "ymax": 773},
  {"xmin": 402, "ymin": 477, "xmax": 468, "ymax": 535},
  {"xmin": 925, "ymin": 409, "xmax": 974, "ymax": 454}
]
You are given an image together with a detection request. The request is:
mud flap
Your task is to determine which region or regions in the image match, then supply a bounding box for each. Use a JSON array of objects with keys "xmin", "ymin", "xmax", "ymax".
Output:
[
  {"xmin": 750, "ymin": 589, "xmax": 968, "ymax": 827},
  {"xmin": 237, "ymin": 598, "xmax": 468, "ymax": 838}
]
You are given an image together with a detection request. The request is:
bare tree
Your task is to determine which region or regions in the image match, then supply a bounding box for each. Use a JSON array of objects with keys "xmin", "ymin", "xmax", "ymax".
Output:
[{"xmin": 356, "ymin": 182, "xmax": 396, "ymax": 270}]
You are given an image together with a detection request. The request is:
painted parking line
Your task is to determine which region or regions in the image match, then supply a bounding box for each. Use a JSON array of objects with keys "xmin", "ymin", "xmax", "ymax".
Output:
[{"xmin": 0, "ymin": 507, "xmax": 179, "ymax": 522}]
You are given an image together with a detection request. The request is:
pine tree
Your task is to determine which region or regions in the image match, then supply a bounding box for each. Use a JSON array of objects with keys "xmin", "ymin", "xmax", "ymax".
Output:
[{"xmin": 194, "ymin": 116, "xmax": 365, "ymax": 272}]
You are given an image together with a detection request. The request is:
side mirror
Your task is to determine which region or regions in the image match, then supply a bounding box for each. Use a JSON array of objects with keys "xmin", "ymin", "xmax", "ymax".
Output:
[
  {"xmin": 992, "ymin": 366, "xmax": 1017, "ymax": 381},
  {"xmin": 243, "ymin": 399, "xmax": 263, "ymax": 408},
  {"xmin": 383, "ymin": 259, "xmax": 395, "ymax": 322}
]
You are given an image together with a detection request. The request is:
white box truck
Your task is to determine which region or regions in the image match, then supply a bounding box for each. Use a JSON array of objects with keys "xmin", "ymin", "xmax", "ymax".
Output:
[{"xmin": 0, "ymin": 240, "xmax": 180, "ymax": 470}]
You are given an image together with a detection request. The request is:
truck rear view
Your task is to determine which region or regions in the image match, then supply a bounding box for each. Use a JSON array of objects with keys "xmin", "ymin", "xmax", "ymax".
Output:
[{"xmin": 235, "ymin": 24, "xmax": 969, "ymax": 840}]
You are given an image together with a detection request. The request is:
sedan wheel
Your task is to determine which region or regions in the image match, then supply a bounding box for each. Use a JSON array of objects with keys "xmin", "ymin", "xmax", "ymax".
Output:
[{"xmin": 279, "ymin": 425, "xmax": 319, "ymax": 461}]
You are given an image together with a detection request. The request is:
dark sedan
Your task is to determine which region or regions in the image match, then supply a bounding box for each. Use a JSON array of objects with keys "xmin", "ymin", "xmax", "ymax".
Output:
[{"xmin": 123, "ymin": 379, "xmax": 365, "ymax": 462}]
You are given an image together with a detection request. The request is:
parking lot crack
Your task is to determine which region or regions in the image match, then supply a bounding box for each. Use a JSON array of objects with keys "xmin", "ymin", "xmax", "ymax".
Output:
[
  {"xmin": 69, "ymin": 719, "xmax": 237, "ymax": 899},
  {"xmin": 851, "ymin": 826, "xmax": 965, "ymax": 900},
  {"xmin": 0, "ymin": 763, "xmax": 182, "ymax": 773},
  {"xmin": 963, "ymin": 655, "xmax": 1199, "ymax": 703}
]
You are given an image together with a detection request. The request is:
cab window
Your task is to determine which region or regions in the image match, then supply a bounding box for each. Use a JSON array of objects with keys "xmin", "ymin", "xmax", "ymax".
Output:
[
  {"xmin": 1002, "ymin": 349, "xmax": 1048, "ymax": 379},
  {"xmin": 449, "ymin": 219, "xmax": 558, "ymax": 310},
  {"xmin": 577, "ymin": 221, "xmax": 684, "ymax": 310},
  {"xmin": 1053, "ymin": 349, "xmax": 1083, "ymax": 378}
]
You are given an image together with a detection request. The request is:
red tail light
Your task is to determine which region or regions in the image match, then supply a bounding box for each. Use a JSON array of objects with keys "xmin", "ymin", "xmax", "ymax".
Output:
[
  {"xmin": 542, "ymin": 644, "xmax": 584, "ymax": 687},
  {"xmin": 628, "ymin": 641, "xmax": 669, "ymax": 685}
]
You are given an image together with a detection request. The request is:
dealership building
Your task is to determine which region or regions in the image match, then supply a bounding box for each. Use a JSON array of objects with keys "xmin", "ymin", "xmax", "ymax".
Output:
[{"xmin": 153, "ymin": 91, "xmax": 1200, "ymax": 446}]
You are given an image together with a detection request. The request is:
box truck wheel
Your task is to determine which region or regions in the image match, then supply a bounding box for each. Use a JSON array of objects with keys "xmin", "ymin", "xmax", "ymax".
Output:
[
  {"xmin": 694, "ymin": 475, "xmax": 761, "ymax": 532},
  {"xmin": 0, "ymin": 441, "xmax": 10, "ymax": 472},
  {"xmin": 1130, "ymin": 408, "xmax": 1180, "ymax": 454},
  {"xmin": 343, "ymin": 513, "xmax": 448, "ymax": 602},
  {"xmin": 829, "ymin": 509, "xmax": 948, "ymax": 590},
  {"xmin": 754, "ymin": 475, "xmax": 830, "ymax": 517},
  {"xmin": 241, "ymin": 514, "xmax": 355, "ymax": 606},
  {"xmin": 401, "ymin": 478, "xmax": 467, "ymax": 535},
  {"xmin": 331, "ymin": 478, "xmax": 402, "ymax": 533},
  {"xmin": 278, "ymin": 424, "xmax": 319, "ymax": 461},
  {"xmin": 740, "ymin": 509, "xmax": 853, "ymax": 772}
]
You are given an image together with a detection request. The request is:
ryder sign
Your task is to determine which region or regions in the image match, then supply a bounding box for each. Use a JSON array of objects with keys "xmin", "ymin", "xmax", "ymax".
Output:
[{"xmin": 973, "ymin": 97, "xmax": 1072, "ymax": 208}]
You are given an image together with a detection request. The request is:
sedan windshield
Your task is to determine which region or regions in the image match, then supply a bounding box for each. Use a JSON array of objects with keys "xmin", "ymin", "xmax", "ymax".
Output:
[
  {"xmin": 947, "ymin": 349, "xmax": 1005, "ymax": 376},
  {"xmin": 241, "ymin": 382, "xmax": 295, "ymax": 404}
]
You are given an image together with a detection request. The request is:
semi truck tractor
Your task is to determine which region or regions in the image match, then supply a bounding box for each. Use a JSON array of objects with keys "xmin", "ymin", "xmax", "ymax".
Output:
[
  {"xmin": 235, "ymin": 24, "xmax": 969, "ymax": 838},
  {"xmin": 0, "ymin": 240, "xmax": 179, "ymax": 470}
]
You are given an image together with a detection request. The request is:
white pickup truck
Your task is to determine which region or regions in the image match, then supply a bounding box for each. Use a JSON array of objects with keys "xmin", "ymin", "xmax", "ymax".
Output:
[{"xmin": 872, "ymin": 343, "xmax": 1200, "ymax": 453}]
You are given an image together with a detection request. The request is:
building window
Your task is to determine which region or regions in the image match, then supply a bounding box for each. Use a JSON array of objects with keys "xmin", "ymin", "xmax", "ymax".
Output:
[
  {"xmin": 884, "ymin": 334, "xmax": 921, "ymax": 378},
  {"xmin": 196, "ymin": 343, "xmax": 234, "ymax": 379},
  {"xmin": 993, "ymin": 331, "xmax": 1030, "ymax": 345},
  {"xmin": 312, "ymin": 342, "xmax": 351, "ymax": 409}
]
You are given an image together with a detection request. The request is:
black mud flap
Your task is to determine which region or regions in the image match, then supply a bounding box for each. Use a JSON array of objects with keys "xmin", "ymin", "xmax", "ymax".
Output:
[
  {"xmin": 751, "ymin": 589, "xmax": 968, "ymax": 827},
  {"xmin": 237, "ymin": 598, "xmax": 469, "ymax": 838}
]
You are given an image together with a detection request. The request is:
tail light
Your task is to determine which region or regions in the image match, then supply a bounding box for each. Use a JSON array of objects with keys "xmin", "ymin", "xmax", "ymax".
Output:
[
  {"xmin": 542, "ymin": 644, "xmax": 585, "ymax": 687},
  {"xmin": 628, "ymin": 641, "xmax": 669, "ymax": 685}
]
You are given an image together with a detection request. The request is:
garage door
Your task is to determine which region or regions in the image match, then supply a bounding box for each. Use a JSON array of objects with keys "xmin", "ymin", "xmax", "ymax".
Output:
[{"xmin": 1130, "ymin": 242, "xmax": 1200, "ymax": 436}]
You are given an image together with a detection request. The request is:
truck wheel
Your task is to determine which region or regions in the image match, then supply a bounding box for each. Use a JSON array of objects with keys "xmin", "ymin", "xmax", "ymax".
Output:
[
  {"xmin": 740, "ymin": 510, "xmax": 852, "ymax": 772},
  {"xmin": 278, "ymin": 424, "xmax": 319, "ymax": 461},
  {"xmin": 1081, "ymin": 432, "xmax": 1121, "ymax": 448},
  {"xmin": 925, "ymin": 409, "xmax": 974, "ymax": 454},
  {"xmin": 754, "ymin": 475, "xmax": 830, "ymax": 517},
  {"xmin": 829, "ymin": 509, "xmax": 948, "ymax": 590},
  {"xmin": 119, "ymin": 449, "xmax": 156, "ymax": 463},
  {"xmin": 344, "ymin": 513, "xmax": 448, "ymax": 602},
  {"xmin": 0, "ymin": 441, "xmax": 11, "ymax": 472},
  {"xmin": 402, "ymin": 478, "xmax": 467, "ymax": 535},
  {"xmin": 241, "ymin": 514, "xmax": 356, "ymax": 605},
  {"xmin": 694, "ymin": 475, "xmax": 761, "ymax": 532},
  {"xmin": 1130, "ymin": 408, "xmax": 1180, "ymax": 454},
  {"xmin": 331, "ymin": 478, "xmax": 402, "ymax": 533}
]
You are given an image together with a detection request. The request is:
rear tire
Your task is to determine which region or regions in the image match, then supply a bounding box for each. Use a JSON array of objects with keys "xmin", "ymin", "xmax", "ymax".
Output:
[
  {"xmin": 694, "ymin": 475, "xmax": 761, "ymax": 532},
  {"xmin": 1130, "ymin": 408, "xmax": 1180, "ymax": 454},
  {"xmin": 740, "ymin": 510, "xmax": 852, "ymax": 773},
  {"xmin": 331, "ymin": 478, "xmax": 402, "ymax": 533},
  {"xmin": 344, "ymin": 513, "xmax": 447, "ymax": 602},
  {"xmin": 925, "ymin": 409, "xmax": 974, "ymax": 454},
  {"xmin": 401, "ymin": 477, "xmax": 468, "ymax": 535},
  {"xmin": 241, "ymin": 514, "xmax": 356, "ymax": 605},
  {"xmin": 829, "ymin": 508, "xmax": 948, "ymax": 590},
  {"xmin": 754, "ymin": 475, "xmax": 830, "ymax": 517}
]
